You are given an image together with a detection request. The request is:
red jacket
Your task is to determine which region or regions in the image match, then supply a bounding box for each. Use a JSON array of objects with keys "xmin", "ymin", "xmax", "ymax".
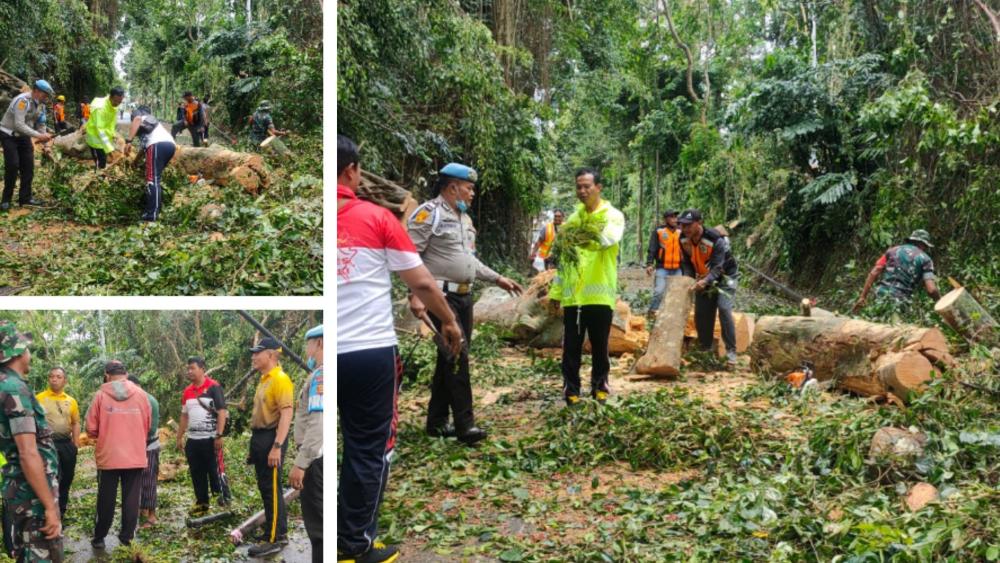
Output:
[{"xmin": 85, "ymin": 379, "xmax": 152, "ymax": 470}]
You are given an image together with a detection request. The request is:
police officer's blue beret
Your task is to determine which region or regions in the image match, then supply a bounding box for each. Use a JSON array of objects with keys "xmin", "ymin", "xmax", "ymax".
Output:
[
  {"xmin": 305, "ymin": 324, "xmax": 323, "ymax": 340},
  {"xmin": 34, "ymin": 80, "xmax": 54, "ymax": 95},
  {"xmin": 439, "ymin": 163, "xmax": 478, "ymax": 183}
]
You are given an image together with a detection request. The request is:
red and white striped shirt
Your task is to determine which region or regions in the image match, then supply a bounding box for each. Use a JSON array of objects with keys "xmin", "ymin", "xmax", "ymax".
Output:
[{"xmin": 337, "ymin": 185, "xmax": 422, "ymax": 354}]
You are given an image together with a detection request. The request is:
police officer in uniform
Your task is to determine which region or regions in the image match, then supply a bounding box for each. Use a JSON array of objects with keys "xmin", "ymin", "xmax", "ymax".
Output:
[
  {"xmin": 0, "ymin": 80, "xmax": 54, "ymax": 211},
  {"xmin": 0, "ymin": 321, "xmax": 63, "ymax": 562},
  {"xmin": 407, "ymin": 163, "xmax": 523, "ymax": 445}
]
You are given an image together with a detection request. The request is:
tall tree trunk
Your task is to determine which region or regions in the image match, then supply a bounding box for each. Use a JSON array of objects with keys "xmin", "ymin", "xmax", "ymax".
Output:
[{"xmin": 638, "ymin": 159, "xmax": 645, "ymax": 262}]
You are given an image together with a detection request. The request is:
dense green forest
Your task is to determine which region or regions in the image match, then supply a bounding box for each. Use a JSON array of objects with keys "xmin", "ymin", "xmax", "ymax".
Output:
[
  {"xmin": 339, "ymin": 0, "xmax": 999, "ymax": 311},
  {"xmin": 0, "ymin": 0, "xmax": 322, "ymax": 296}
]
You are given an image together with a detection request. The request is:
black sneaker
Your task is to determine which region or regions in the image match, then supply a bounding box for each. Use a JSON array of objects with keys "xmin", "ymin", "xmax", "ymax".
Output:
[
  {"xmin": 91, "ymin": 538, "xmax": 105, "ymax": 550},
  {"xmin": 247, "ymin": 537, "xmax": 288, "ymax": 558},
  {"xmin": 339, "ymin": 541, "xmax": 401, "ymax": 563},
  {"xmin": 18, "ymin": 199, "xmax": 44, "ymax": 207},
  {"xmin": 426, "ymin": 423, "xmax": 456, "ymax": 438},
  {"xmin": 0, "ymin": 202, "xmax": 9, "ymax": 212},
  {"xmin": 456, "ymin": 426, "xmax": 487, "ymax": 446}
]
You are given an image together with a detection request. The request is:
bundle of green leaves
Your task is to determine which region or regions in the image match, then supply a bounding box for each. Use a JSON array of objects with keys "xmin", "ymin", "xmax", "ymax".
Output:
[{"xmin": 548, "ymin": 212, "xmax": 605, "ymax": 271}]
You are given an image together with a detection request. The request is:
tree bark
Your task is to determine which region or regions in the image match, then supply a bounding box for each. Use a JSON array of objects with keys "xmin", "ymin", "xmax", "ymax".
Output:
[
  {"xmin": 662, "ymin": 0, "xmax": 700, "ymax": 109},
  {"xmin": 635, "ymin": 275, "xmax": 694, "ymax": 376},
  {"xmin": 838, "ymin": 350, "xmax": 935, "ymax": 402},
  {"xmin": 934, "ymin": 287, "xmax": 999, "ymax": 347}
]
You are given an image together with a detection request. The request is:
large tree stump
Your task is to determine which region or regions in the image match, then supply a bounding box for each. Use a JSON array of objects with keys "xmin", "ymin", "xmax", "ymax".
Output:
[
  {"xmin": 357, "ymin": 170, "xmax": 415, "ymax": 222},
  {"xmin": 751, "ymin": 316, "xmax": 951, "ymax": 402},
  {"xmin": 634, "ymin": 276, "xmax": 695, "ymax": 377},
  {"xmin": 934, "ymin": 287, "xmax": 998, "ymax": 346}
]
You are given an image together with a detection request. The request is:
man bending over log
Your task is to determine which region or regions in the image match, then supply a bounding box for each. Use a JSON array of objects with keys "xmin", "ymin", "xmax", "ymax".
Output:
[
  {"xmin": 678, "ymin": 209, "xmax": 740, "ymax": 367},
  {"xmin": 853, "ymin": 229, "xmax": 941, "ymax": 314}
]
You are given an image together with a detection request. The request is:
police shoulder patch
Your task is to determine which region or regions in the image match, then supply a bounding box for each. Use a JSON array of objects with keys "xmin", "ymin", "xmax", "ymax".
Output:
[
  {"xmin": 16, "ymin": 100, "xmax": 26, "ymax": 111},
  {"xmin": 413, "ymin": 209, "xmax": 430, "ymax": 224}
]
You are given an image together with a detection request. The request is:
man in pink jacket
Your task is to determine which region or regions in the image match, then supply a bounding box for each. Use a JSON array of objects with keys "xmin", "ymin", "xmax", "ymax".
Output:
[{"xmin": 84, "ymin": 360, "xmax": 151, "ymax": 551}]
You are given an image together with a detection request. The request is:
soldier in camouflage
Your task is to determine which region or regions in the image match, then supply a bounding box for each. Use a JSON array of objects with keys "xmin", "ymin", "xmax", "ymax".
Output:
[
  {"xmin": 853, "ymin": 229, "xmax": 942, "ymax": 313},
  {"xmin": 248, "ymin": 101, "xmax": 288, "ymax": 146},
  {"xmin": 0, "ymin": 321, "xmax": 63, "ymax": 562}
]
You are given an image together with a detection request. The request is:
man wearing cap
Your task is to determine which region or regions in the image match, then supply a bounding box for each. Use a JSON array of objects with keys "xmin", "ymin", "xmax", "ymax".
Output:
[
  {"xmin": 168, "ymin": 92, "xmax": 205, "ymax": 147},
  {"xmin": 677, "ymin": 208, "xmax": 740, "ymax": 366},
  {"xmin": 85, "ymin": 360, "xmax": 151, "ymax": 551},
  {"xmin": 85, "ymin": 86, "xmax": 126, "ymax": 170},
  {"xmin": 529, "ymin": 209, "xmax": 565, "ymax": 273},
  {"xmin": 35, "ymin": 367, "xmax": 79, "ymax": 517},
  {"xmin": 852, "ymin": 229, "xmax": 941, "ymax": 313},
  {"xmin": 246, "ymin": 338, "xmax": 294, "ymax": 558},
  {"xmin": 0, "ymin": 321, "xmax": 63, "ymax": 562},
  {"xmin": 290, "ymin": 324, "xmax": 323, "ymax": 562},
  {"xmin": 407, "ymin": 162, "xmax": 524, "ymax": 444},
  {"xmin": 51, "ymin": 95, "xmax": 68, "ymax": 134},
  {"xmin": 645, "ymin": 209, "xmax": 683, "ymax": 318},
  {"xmin": 339, "ymin": 134, "xmax": 462, "ymax": 563},
  {"xmin": 549, "ymin": 167, "xmax": 626, "ymax": 406},
  {"xmin": 248, "ymin": 101, "xmax": 288, "ymax": 146},
  {"xmin": 0, "ymin": 80, "xmax": 54, "ymax": 211}
]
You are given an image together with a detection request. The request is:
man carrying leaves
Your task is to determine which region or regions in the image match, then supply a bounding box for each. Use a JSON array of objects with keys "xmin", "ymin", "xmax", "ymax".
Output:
[{"xmin": 548, "ymin": 167, "xmax": 625, "ymax": 406}]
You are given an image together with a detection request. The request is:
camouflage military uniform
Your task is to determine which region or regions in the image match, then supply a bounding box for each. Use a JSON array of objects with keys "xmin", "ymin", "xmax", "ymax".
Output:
[
  {"xmin": 249, "ymin": 111, "xmax": 273, "ymax": 145},
  {"xmin": 874, "ymin": 243, "xmax": 936, "ymax": 302},
  {"xmin": 0, "ymin": 322, "xmax": 62, "ymax": 562}
]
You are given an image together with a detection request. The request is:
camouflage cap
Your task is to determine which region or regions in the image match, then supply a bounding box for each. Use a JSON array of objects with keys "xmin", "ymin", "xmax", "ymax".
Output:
[
  {"xmin": 906, "ymin": 229, "xmax": 933, "ymax": 248},
  {"xmin": 0, "ymin": 321, "xmax": 32, "ymax": 364}
]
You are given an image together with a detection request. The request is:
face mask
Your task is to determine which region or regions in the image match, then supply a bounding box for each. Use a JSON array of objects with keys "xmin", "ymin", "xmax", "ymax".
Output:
[
  {"xmin": 456, "ymin": 200, "xmax": 468, "ymax": 213},
  {"xmin": 306, "ymin": 357, "xmax": 316, "ymax": 370}
]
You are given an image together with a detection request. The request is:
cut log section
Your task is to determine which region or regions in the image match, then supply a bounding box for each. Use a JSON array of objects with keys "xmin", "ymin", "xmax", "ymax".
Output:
[
  {"xmin": 53, "ymin": 129, "xmax": 270, "ymax": 194},
  {"xmin": 934, "ymin": 287, "xmax": 999, "ymax": 346},
  {"xmin": 683, "ymin": 310, "xmax": 755, "ymax": 357},
  {"xmin": 635, "ymin": 275, "xmax": 695, "ymax": 377},
  {"xmin": 751, "ymin": 315, "xmax": 951, "ymax": 402},
  {"xmin": 260, "ymin": 134, "xmax": 293, "ymax": 157},
  {"xmin": 474, "ymin": 270, "xmax": 648, "ymax": 355}
]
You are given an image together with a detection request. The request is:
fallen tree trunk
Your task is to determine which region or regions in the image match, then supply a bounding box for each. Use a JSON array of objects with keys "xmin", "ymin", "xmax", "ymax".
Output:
[
  {"xmin": 750, "ymin": 315, "xmax": 951, "ymax": 402},
  {"xmin": 934, "ymin": 287, "xmax": 998, "ymax": 347},
  {"xmin": 635, "ymin": 275, "xmax": 694, "ymax": 377},
  {"xmin": 474, "ymin": 270, "xmax": 648, "ymax": 355},
  {"xmin": 357, "ymin": 169, "xmax": 418, "ymax": 224},
  {"xmin": 53, "ymin": 129, "xmax": 270, "ymax": 194},
  {"xmin": 0, "ymin": 69, "xmax": 27, "ymax": 112}
]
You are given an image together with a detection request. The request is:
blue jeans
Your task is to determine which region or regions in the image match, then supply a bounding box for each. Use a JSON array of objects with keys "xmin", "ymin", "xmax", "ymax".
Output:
[{"xmin": 648, "ymin": 267, "xmax": 683, "ymax": 313}]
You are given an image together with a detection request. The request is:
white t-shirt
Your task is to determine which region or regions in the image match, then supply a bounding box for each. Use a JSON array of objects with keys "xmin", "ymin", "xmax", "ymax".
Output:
[
  {"xmin": 145, "ymin": 123, "xmax": 175, "ymax": 146},
  {"xmin": 337, "ymin": 186, "xmax": 422, "ymax": 354}
]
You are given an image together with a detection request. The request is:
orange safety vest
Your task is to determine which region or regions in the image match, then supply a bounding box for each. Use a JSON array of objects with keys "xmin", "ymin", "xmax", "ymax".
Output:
[
  {"xmin": 53, "ymin": 102, "xmax": 65, "ymax": 122},
  {"xmin": 537, "ymin": 222, "xmax": 557, "ymax": 258},
  {"xmin": 185, "ymin": 101, "xmax": 200, "ymax": 125},
  {"xmin": 656, "ymin": 227, "xmax": 681, "ymax": 269},
  {"xmin": 686, "ymin": 237, "xmax": 715, "ymax": 277},
  {"xmin": 81, "ymin": 103, "xmax": 90, "ymax": 119}
]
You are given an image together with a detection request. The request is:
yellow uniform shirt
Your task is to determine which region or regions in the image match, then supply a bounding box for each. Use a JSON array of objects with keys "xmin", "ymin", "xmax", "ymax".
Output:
[
  {"xmin": 250, "ymin": 365, "xmax": 294, "ymax": 430},
  {"xmin": 35, "ymin": 389, "xmax": 79, "ymax": 439}
]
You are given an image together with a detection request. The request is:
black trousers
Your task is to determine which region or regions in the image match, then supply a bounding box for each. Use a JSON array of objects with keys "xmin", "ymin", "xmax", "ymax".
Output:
[
  {"xmin": 302, "ymin": 457, "xmax": 323, "ymax": 563},
  {"xmin": 1, "ymin": 132, "xmax": 34, "ymax": 204},
  {"xmin": 142, "ymin": 141, "xmax": 175, "ymax": 221},
  {"xmin": 53, "ymin": 439, "xmax": 77, "ymax": 516},
  {"xmin": 248, "ymin": 428, "xmax": 288, "ymax": 543},
  {"xmin": 426, "ymin": 291, "xmax": 475, "ymax": 433},
  {"xmin": 337, "ymin": 345, "xmax": 398, "ymax": 557},
  {"xmin": 185, "ymin": 438, "xmax": 222, "ymax": 505},
  {"xmin": 561, "ymin": 305, "xmax": 613, "ymax": 398},
  {"xmin": 90, "ymin": 147, "xmax": 107, "ymax": 170},
  {"xmin": 693, "ymin": 278, "xmax": 738, "ymax": 354},
  {"xmin": 93, "ymin": 468, "xmax": 143, "ymax": 545},
  {"xmin": 170, "ymin": 122, "xmax": 203, "ymax": 147}
]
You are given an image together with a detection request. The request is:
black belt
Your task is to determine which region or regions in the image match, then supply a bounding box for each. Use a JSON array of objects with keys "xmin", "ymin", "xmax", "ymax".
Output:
[{"xmin": 53, "ymin": 436, "xmax": 73, "ymax": 443}]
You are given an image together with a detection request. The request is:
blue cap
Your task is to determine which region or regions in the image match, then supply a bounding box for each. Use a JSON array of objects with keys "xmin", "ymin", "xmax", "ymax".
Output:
[
  {"xmin": 439, "ymin": 163, "xmax": 478, "ymax": 183},
  {"xmin": 305, "ymin": 324, "xmax": 323, "ymax": 340},
  {"xmin": 34, "ymin": 80, "xmax": 54, "ymax": 95}
]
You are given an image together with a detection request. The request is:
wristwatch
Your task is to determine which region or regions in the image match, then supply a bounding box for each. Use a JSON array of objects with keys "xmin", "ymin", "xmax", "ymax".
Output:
[{"xmin": 272, "ymin": 441, "xmax": 283, "ymax": 449}]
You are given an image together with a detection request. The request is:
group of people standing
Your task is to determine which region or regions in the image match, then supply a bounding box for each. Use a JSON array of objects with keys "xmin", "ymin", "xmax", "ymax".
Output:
[{"xmin": 0, "ymin": 319, "xmax": 324, "ymax": 562}]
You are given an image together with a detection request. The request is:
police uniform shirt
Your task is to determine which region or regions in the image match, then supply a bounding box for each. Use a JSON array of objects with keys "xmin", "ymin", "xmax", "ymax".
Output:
[
  {"xmin": 407, "ymin": 196, "xmax": 501, "ymax": 284},
  {"xmin": 0, "ymin": 93, "xmax": 46, "ymax": 138}
]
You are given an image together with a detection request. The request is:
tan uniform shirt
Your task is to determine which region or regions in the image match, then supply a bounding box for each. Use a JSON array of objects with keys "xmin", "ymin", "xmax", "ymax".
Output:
[{"xmin": 407, "ymin": 196, "xmax": 500, "ymax": 284}]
